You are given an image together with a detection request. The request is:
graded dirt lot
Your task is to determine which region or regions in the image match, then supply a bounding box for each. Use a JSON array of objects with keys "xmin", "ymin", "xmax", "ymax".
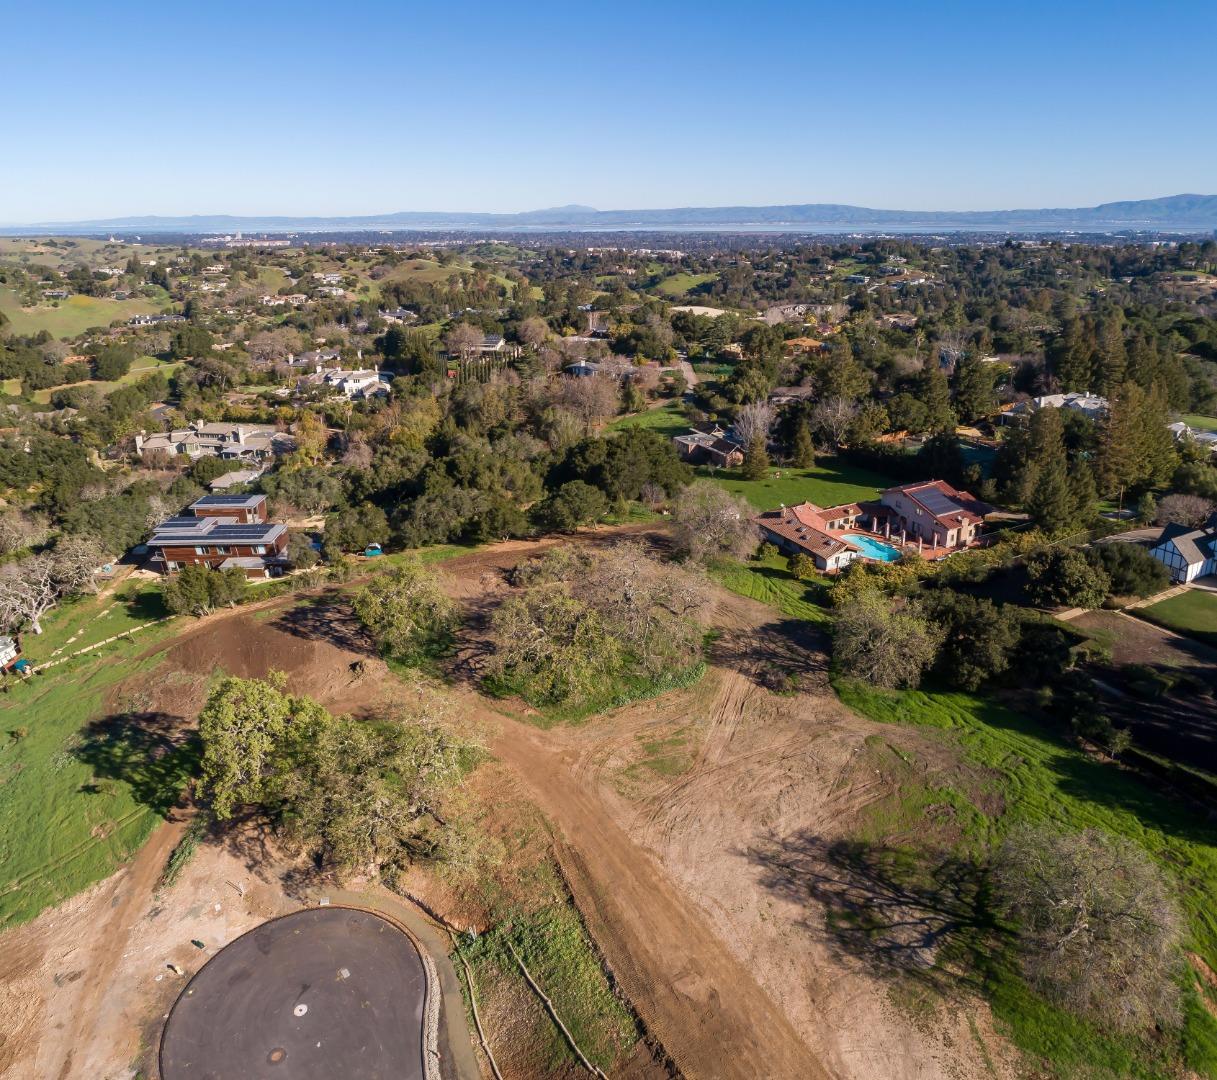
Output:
[{"xmin": 0, "ymin": 529, "xmax": 1018, "ymax": 1080}]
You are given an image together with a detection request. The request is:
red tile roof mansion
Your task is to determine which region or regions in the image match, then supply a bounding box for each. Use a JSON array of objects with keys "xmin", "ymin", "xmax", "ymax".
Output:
[{"xmin": 754, "ymin": 480, "xmax": 993, "ymax": 572}]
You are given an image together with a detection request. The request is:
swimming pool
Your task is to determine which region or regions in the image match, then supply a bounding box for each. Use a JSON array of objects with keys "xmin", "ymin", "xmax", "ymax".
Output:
[{"xmin": 843, "ymin": 532, "xmax": 902, "ymax": 562}]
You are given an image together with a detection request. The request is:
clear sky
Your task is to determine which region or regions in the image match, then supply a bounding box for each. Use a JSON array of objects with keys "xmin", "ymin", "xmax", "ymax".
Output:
[{"xmin": 3, "ymin": 0, "xmax": 1214, "ymax": 221}]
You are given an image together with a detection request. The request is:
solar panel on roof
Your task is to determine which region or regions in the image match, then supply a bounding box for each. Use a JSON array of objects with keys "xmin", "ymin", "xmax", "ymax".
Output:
[{"xmin": 915, "ymin": 488, "xmax": 962, "ymax": 517}]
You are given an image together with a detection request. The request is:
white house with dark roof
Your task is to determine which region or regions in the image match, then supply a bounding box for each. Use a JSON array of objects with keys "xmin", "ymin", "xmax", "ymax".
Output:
[{"xmin": 1149, "ymin": 519, "xmax": 1217, "ymax": 583}]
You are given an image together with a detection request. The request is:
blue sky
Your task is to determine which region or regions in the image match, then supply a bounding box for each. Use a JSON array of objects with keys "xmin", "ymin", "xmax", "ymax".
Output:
[{"xmin": 3, "ymin": 0, "xmax": 1214, "ymax": 221}]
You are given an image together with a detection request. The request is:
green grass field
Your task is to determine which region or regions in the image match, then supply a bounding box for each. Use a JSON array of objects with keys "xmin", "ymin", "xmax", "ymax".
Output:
[
  {"xmin": 704, "ymin": 457, "xmax": 897, "ymax": 510},
  {"xmin": 0, "ymin": 647, "xmax": 195, "ymax": 927},
  {"xmin": 0, "ymin": 288, "xmax": 165, "ymax": 339},
  {"xmin": 23, "ymin": 355, "xmax": 182, "ymax": 404},
  {"xmin": 709, "ymin": 549, "xmax": 831, "ymax": 623},
  {"xmin": 1180, "ymin": 413, "xmax": 1217, "ymax": 433},
  {"xmin": 837, "ymin": 681, "xmax": 1217, "ymax": 1078},
  {"xmin": 607, "ymin": 399, "xmax": 688, "ymax": 439},
  {"xmin": 653, "ymin": 272, "xmax": 717, "ymax": 297},
  {"xmin": 1138, "ymin": 589, "xmax": 1217, "ymax": 648},
  {"xmin": 20, "ymin": 579, "xmax": 173, "ymax": 666}
]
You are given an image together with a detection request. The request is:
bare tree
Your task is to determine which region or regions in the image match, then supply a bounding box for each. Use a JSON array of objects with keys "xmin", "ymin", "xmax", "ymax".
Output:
[
  {"xmin": 444, "ymin": 322, "xmax": 483, "ymax": 357},
  {"xmin": 517, "ymin": 316, "xmax": 550, "ymax": 350},
  {"xmin": 247, "ymin": 327, "xmax": 303, "ymax": 366},
  {"xmin": 733, "ymin": 401, "xmax": 775, "ymax": 446},
  {"xmin": 559, "ymin": 376, "xmax": 619, "ymax": 433},
  {"xmin": 0, "ymin": 538, "xmax": 104, "ymax": 634},
  {"xmin": 341, "ymin": 432, "xmax": 374, "ymax": 469},
  {"xmin": 810, "ymin": 396, "xmax": 860, "ymax": 447},
  {"xmin": 994, "ymin": 824, "xmax": 1184, "ymax": 1032},
  {"xmin": 0, "ymin": 510, "xmax": 49, "ymax": 556},
  {"xmin": 640, "ymin": 482, "xmax": 666, "ymax": 510},
  {"xmin": 671, "ymin": 480, "xmax": 758, "ymax": 562},
  {"xmin": 1155, "ymin": 493, "xmax": 1214, "ymax": 529}
]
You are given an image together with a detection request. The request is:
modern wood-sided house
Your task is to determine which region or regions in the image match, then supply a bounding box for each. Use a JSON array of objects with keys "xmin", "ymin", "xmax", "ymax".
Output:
[
  {"xmin": 187, "ymin": 494, "xmax": 268, "ymax": 524},
  {"xmin": 1149, "ymin": 519, "xmax": 1217, "ymax": 583},
  {"xmin": 145, "ymin": 495, "xmax": 285, "ymax": 577}
]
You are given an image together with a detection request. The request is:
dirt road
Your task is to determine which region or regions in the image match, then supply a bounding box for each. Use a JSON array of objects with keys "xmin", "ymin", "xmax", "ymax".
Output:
[{"xmin": 491, "ymin": 720, "xmax": 831, "ymax": 1080}]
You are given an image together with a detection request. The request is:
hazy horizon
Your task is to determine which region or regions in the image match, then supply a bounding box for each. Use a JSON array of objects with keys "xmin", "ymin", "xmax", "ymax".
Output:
[{"xmin": 4, "ymin": 0, "xmax": 1215, "ymax": 222}]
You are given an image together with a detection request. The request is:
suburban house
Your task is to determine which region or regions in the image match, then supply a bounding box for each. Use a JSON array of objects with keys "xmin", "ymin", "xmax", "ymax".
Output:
[
  {"xmin": 288, "ymin": 349, "xmax": 343, "ymax": 369},
  {"xmin": 754, "ymin": 479, "xmax": 991, "ymax": 572},
  {"xmin": 1168, "ymin": 421, "xmax": 1217, "ymax": 455},
  {"xmin": 1002, "ymin": 391, "xmax": 1109, "ymax": 423},
  {"xmin": 128, "ymin": 313, "xmax": 186, "ymax": 327},
  {"xmin": 754, "ymin": 502, "xmax": 871, "ymax": 572},
  {"xmin": 145, "ymin": 496, "xmax": 286, "ymax": 578},
  {"xmin": 672, "ymin": 421, "xmax": 744, "ymax": 468},
  {"xmin": 296, "ymin": 367, "xmax": 388, "ymax": 399},
  {"xmin": 871, "ymin": 480, "xmax": 991, "ymax": 549},
  {"xmin": 188, "ymin": 494, "xmax": 268, "ymax": 524},
  {"xmin": 134, "ymin": 422, "xmax": 294, "ymax": 462},
  {"xmin": 209, "ymin": 467, "xmax": 263, "ymax": 491},
  {"xmin": 479, "ymin": 334, "xmax": 506, "ymax": 353},
  {"xmin": 380, "ymin": 307, "xmax": 417, "ymax": 325},
  {"xmin": 1149, "ymin": 518, "xmax": 1217, "ymax": 583}
]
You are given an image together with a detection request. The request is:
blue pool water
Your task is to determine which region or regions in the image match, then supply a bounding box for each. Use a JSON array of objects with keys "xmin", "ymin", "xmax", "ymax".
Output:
[{"xmin": 844, "ymin": 533, "xmax": 902, "ymax": 562}]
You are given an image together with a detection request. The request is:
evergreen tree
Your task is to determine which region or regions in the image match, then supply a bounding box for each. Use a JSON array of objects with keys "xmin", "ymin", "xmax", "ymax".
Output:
[
  {"xmin": 1027, "ymin": 454, "xmax": 1078, "ymax": 533},
  {"xmin": 743, "ymin": 433, "xmax": 770, "ymax": 480},
  {"xmin": 953, "ymin": 354, "xmax": 997, "ymax": 423},
  {"xmin": 918, "ymin": 367, "xmax": 957, "ymax": 434},
  {"xmin": 791, "ymin": 422, "xmax": 816, "ymax": 468}
]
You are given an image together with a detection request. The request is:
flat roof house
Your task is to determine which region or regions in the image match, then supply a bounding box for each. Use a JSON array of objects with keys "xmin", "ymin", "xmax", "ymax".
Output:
[
  {"xmin": 145, "ymin": 515, "xmax": 287, "ymax": 578},
  {"xmin": 188, "ymin": 494, "xmax": 268, "ymax": 524}
]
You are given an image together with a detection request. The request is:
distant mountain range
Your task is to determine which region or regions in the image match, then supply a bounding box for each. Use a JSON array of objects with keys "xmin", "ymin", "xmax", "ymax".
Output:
[{"xmin": 7, "ymin": 194, "xmax": 1217, "ymax": 235}]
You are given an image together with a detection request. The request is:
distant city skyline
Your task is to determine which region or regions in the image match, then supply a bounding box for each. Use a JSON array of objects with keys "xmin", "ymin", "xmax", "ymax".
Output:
[{"xmin": 4, "ymin": 0, "xmax": 1215, "ymax": 222}]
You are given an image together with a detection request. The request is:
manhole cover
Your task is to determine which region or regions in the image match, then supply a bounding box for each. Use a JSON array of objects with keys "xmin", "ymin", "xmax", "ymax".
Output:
[{"xmin": 293, "ymin": 1004, "xmax": 308, "ymax": 1017}]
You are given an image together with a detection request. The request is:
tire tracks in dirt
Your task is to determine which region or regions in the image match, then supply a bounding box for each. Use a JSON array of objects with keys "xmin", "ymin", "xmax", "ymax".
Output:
[{"xmin": 489, "ymin": 719, "xmax": 831, "ymax": 1080}]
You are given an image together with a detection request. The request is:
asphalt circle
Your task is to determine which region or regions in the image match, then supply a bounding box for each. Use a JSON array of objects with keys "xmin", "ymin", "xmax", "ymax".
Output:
[{"xmin": 160, "ymin": 907, "xmax": 426, "ymax": 1080}]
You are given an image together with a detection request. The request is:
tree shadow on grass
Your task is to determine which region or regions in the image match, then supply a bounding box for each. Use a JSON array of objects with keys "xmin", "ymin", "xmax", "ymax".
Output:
[
  {"xmin": 962, "ymin": 695, "xmax": 1217, "ymax": 847},
  {"xmin": 743, "ymin": 830, "xmax": 995, "ymax": 993},
  {"xmin": 74, "ymin": 712, "xmax": 199, "ymax": 817}
]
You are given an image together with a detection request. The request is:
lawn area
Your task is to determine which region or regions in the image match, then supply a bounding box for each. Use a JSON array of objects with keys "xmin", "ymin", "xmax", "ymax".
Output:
[
  {"xmin": 19, "ymin": 578, "xmax": 173, "ymax": 666},
  {"xmin": 1137, "ymin": 589, "xmax": 1217, "ymax": 648},
  {"xmin": 607, "ymin": 398, "xmax": 688, "ymax": 439},
  {"xmin": 0, "ymin": 649, "xmax": 196, "ymax": 927},
  {"xmin": 704, "ymin": 456, "xmax": 897, "ymax": 510},
  {"xmin": 709, "ymin": 549, "xmax": 831, "ymax": 624},
  {"xmin": 0, "ymin": 288, "xmax": 164, "ymax": 339},
  {"xmin": 1181, "ymin": 413, "xmax": 1217, "ymax": 433},
  {"xmin": 654, "ymin": 272, "xmax": 717, "ymax": 297},
  {"xmin": 837, "ymin": 680, "xmax": 1217, "ymax": 1078},
  {"xmin": 26, "ymin": 355, "xmax": 182, "ymax": 404}
]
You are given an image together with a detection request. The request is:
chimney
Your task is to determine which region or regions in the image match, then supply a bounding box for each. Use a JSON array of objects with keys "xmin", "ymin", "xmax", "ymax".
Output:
[{"xmin": 135, "ymin": 433, "xmax": 144, "ymax": 453}]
